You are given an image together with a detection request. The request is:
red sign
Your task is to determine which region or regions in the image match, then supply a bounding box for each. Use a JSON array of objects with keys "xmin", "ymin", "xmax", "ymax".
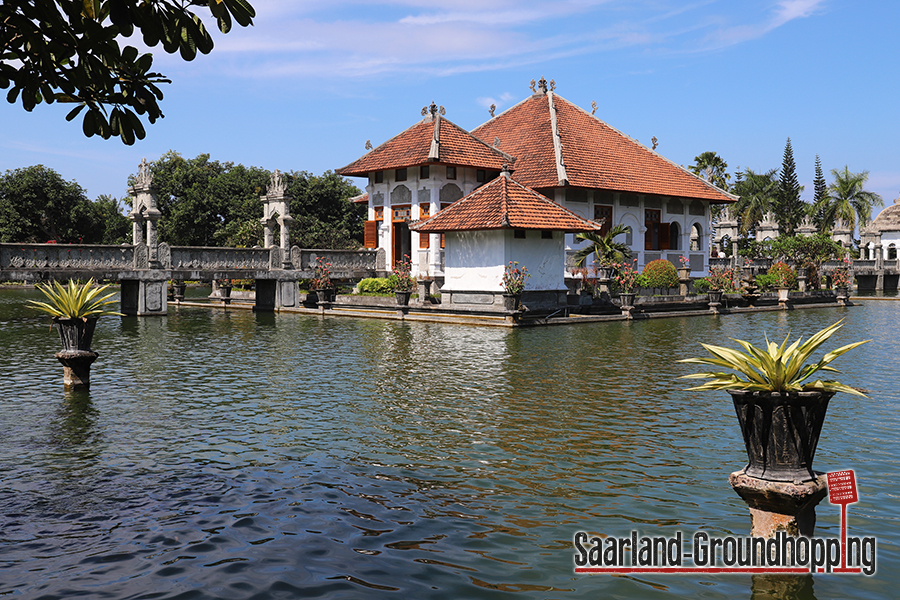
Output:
[{"xmin": 827, "ymin": 470, "xmax": 858, "ymax": 505}]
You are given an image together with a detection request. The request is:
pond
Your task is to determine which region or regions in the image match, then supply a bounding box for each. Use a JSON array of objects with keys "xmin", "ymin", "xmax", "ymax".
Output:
[{"xmin": 0, "ymin": 288, "xmax": 896, "ymax": 599}]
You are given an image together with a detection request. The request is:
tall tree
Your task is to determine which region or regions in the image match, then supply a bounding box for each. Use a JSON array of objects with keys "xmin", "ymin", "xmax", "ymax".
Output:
[
  {"xmin": 732, "ymin": 168, "xmax": 779, "ymax": 235},
  {"xmin": 811, "ymin": 155, "xmax": 828, "ymax": 231},
  {"xmin": 0, "ymin": 165, "xmax": 120, "ymax": 243},
  {"xmin": 774, "ymin": 138, "xmax": 805, "ymax": 235},
  {"xmin": 131, "ymin": 153, "xmax": 364, "ymax": 249},
  {"xmin": 572, "ymin": 224, "xmax": 631, "ymax": 266},
  {"xmin": 1, "ymin": 1, "xmax": 255, "ymax": 144},
  {"xmin": 813, "ymin": 166, "xmax": 883, "ymax": 232},
  {"xmin": 689, "ymin": 151, "xmax": 731, "ymax": 191}
]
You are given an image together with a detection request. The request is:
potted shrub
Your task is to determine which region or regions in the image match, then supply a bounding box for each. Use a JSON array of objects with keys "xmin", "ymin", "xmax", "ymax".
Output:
[
  {"xmin": 501, "ymin": 261, "xmax": 530, "ymax": 311},
  {"xmin": 677, "ymin": 255, "xmax": 691, "ymax": 281},
  {"xmin": 705, "ymin": 266, "xmax": 735, "ymax": 304},
  {"xmin": 680, "ymin": 320, "xmax": 868, "ymax": 482},
  {"xmin": 311, "ymin": 257, "xmax": 334, "ymax": 302},
  {"xmin": 28, "ymin": 278, "xmax": 122, "ymax": 351},
  {"xmin": 393, "ymin": 254, "xmax": 415, "ymax": 306},
  {"xmin": 832, "ymin": 257, "xmax": 853, "ymax": 298},
  {"xmin": 613, "ymin": 259, "xmax": 639, "ymax": 307},
  {"xmin": 641, "ymin": 259, "xmax": 679, "ymax": 294},
  {"xmin": 769, "ymin": 261, "xmax": 796, "ymax": 302}
]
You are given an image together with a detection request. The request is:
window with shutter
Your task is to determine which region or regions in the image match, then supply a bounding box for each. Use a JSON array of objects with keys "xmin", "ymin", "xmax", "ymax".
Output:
[{"xmin": 364, "ymin": 220, "xmax": 378, "ymax": 248}]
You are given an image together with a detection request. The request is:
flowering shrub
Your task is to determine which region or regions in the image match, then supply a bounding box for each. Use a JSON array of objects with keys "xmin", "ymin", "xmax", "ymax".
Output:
[
  {"xmin": 502, "ymin": 261, "xmax": 530, "ymax": 295},
  {"xmin": 769, "ymin": 261, "xmax": 797, "ymax": 289},
  {"xmin": 641, "ymin": 259, "xmax": 679, "ymax": 289},
  {"xmin": 392, "ymin": 255, "xmax": 415, "ymax": 292},
  {"xmin": 832, "ymin": 257, "xmax": 853, "ymax": 288},
  {"xmin": 311, "ymin": 257, "xmax": 333, "ymax": 289},
  {"xmin": 679, "ymin": 255, "xmax": 690, "ymax": 269},
  {"xmin": 612, "ymin": 259, "xmax": 639, "ymax": 293},
  {"xmin": 699, "ymin": 266, "xmax": 738, "ymax": 292}
]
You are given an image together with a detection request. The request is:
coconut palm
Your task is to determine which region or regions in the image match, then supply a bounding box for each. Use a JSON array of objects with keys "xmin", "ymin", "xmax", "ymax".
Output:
[
  {"xmin": 813, "ymin": 167, "xmax": 883, "ymax": 232},
  {"xmin": 689, "ymin": 151, "xmax": 731, "ymax": 191},
  {"xmin": 573, "ymin": 224, "xmax": 631, "ymax": 266},
  {"xmin": 732, "ymin": 168, "xmax": 779, "ymax": 235}
]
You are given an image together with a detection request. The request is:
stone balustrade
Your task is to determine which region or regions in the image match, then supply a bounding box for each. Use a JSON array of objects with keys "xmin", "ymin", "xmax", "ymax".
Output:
[
  {"xmin": 169, "ymin": 246, "xmax": 271, "ymax": 271},
  {"xmin": 0, "ymin": 243, "xmax": 134, "ymax": 270}
]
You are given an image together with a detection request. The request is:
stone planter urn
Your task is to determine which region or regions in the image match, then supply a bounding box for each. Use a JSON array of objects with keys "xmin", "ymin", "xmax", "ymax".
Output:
[
  {"xmin": 729, "ymin": 391, "xmax": 834, "ymax": 483},
  {"xmin": 619, "ymin": 292, "xmax": 636, "ymax": 307},
  {"xmin": 173, "ymin": 281, "xmax": 186, "ymax": 301},
  {"xmin": 395, "ymin": 291, "xmax": 412, "ymax": 306},
  {"xmin": 55, "ymin": 317, "xmax": 98, "ymax": 351},
  {"xmin": 502, "ymin": 293, "xmax": 521, "ymax": 312},
  {"xmin": 314, "ymin": 289, "xmax": 330, "ymax": 303},
  {"xmin": 707, "ymin": 290, "xmax": 724, "ymax": 304},
  {"xmin": 417, "ymin": 279, "xmax": 433, "ymax": 303},
  {"xmin": 777, "ymin": 287, "xmax": 790, "ymax": 303},
  {"xmin": 677, "ymin": 267, "xmax": 691, "ymax": 280}
]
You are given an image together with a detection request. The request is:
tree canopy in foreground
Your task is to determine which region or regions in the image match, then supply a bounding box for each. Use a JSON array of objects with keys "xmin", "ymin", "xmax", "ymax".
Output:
[{"xmin": 0, "ymin": 0, "xmax": 255, "ymax": 144}]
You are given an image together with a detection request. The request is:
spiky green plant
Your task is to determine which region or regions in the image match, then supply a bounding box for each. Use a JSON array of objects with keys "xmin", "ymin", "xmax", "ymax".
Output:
[
  {"xmin": 28, "ymin": 278, "xmax": 122, "ymax": 319},
  {"xmin": 679, "ymin": 320, "xmax": 868, "ymax": 397}
]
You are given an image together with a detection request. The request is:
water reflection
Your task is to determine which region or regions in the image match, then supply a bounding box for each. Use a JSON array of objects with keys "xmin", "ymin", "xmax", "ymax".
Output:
[
  {"xmin": 0, "ymin": 291, "xmax": 896, "ymax": 600},
  {"xmin": 751, "ymin": 574, "xmax": 817, "ymax": 600}
]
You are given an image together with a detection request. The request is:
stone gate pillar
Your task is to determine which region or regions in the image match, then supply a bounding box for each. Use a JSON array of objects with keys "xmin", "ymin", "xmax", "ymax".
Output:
[
  {"xmin": 129, "ymin": 158, "xmax": 162, "ymax": 268},
  {"xmin": 260, "ymin": 169, "xmax": 295, "ymax": 269}
]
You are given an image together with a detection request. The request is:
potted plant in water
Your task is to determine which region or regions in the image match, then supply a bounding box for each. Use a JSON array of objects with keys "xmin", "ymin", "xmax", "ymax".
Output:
[
  {"xmin": 393, "ymin": 254, "xmax": 415, "ymax": 306},
  {"xmin": 501, "ymin": 261, "xmax": 530, "ymax": 311},
  {"xmin": 832, "ymin": 257, "xmax": 853, "ymax": 298},
  {"xmin": 679, "ymin": 320, "xmax": 868, "ymax": 482},
  {"xmin": 28, "ymin": 278, "xmax": 122, "ymax": 351}
]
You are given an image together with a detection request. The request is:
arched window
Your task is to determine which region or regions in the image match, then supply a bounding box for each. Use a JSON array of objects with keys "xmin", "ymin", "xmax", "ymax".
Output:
[
  {"xmin": 439, "ymin": 183, "xmax": 463, "ymax": 204},
  {"xmin": 690, "ymin": 223, "xmax": 703, "ymax": 251},
  {"xmin": 889, "ymin": 244, "xmax": 897, "ymax": 260},
  {"xmin": 669, "ymin": 222, "xmax": 680, "ymax": 250}
]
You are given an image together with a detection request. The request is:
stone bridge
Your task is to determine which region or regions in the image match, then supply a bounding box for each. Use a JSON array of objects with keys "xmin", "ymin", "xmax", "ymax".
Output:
[{"xmin": 0, "ymin": 161, "xmax": 383, "ymax": 315}]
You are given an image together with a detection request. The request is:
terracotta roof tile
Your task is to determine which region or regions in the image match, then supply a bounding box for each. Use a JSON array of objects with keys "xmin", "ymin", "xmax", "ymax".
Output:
[
  {"xmin": 412, "ymin": 173, "xmax": 602, "ymax": 233},
  {"xmin": 338, "ymin": 116, "xmax": 513, "ymax": 177},
  {"xmin": 350, "ymin": 192, "xmax": 368, "ymax": 204},
  {"xmin": 472, "ymin": 93, "xmax": 737, "ymax": 203}
]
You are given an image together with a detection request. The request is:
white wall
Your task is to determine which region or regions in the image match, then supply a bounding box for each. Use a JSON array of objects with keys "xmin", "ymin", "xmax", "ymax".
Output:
[{"xmin": 444, "ymin": 230, "xmax": 566, "ymax": 292}]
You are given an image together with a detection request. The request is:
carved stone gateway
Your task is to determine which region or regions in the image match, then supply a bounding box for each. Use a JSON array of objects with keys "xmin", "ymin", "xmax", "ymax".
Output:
[{"xmin": 129, "ymin": 158, "xmax": 162, "ymax": 268}]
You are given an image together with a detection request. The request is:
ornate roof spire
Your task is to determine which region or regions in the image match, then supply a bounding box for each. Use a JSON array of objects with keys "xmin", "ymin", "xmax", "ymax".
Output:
[
  {"xmin": 136, "ymin": 157, "xmax": 152, "ymax": 186},
  {"xmin": 537, "ymin": 76, "xmax": 548, "ymax": 94},
  {"xmin": 489, "ymin": 103, "xmax": 496, "ymax": 117}
]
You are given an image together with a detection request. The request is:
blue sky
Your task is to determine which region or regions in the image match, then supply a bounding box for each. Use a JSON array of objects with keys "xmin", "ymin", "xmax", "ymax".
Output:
[{"xmin": 2, "ymin": 0, "xmax": 898, "ymax": 216}]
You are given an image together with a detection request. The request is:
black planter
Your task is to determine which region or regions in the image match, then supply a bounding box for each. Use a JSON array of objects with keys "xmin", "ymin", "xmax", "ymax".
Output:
[
  {"xmin": 707, "ymin": 290, "xmax": 724, "ymax": 304},
  {"xmin": 54, "ymin": 317, "xmax": 98, "ymax": 351},
  {"xmin": 395, "ymin": 291, "xmax": 412, "ymax": 306},
  {"xmin": 729, "ymin": 390, "xmax": 834, "ymax": 483}
]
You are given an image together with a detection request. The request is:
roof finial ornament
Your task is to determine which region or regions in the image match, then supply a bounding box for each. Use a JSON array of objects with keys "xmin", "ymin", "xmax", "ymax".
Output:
[
  {"xmin": 549, "ymin": 79, "xmax": 556, "ymax": 91},
  {"xmin": 439, "ymin": 105, "xmax": 446, "ymax": 116},
  {"xmin": 365, "ymin": 140, "xmax": 373, "ymax": 151},
  {"xmin": 489, "ymin": 103, "xmax": 496, "ymax": 117},
  {"xmin": 651, "ymin": 136, "xmax": 658, "ymax": 150},
  {"xmin": 493, "ymin": 136, "xmax": 501, "ymax": 148},
  {"xmin": 537, "ymin": 76, "xmax": 548, "ymax": 94},
  {"xmin": 529, "ymin": 79, "xmax": 536, "ymax": 93},
  {"xmin": 590, "ymin": 100, "xmax": 598, "ymax": 115}
]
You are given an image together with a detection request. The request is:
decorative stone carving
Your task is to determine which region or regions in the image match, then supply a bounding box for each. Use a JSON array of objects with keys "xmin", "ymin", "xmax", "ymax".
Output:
[
  {"xmin": 392, "ymin": 185, "xmax": 411, "ymax": 205},
  {"xmin": 291, "ymin": 245, "xmax": 302, "ymax": 268},
  {"xmin": 146, "ymin": 282, "xmax": 163, "ymax": 311},
  {"xmin": 157, "ymin": 242, "xmax": 171, "ymax": 268},
  {"xmin": 134, "ymin": 244, "xmax": 149, "ymax": 269},
  {"xmin": 376, "ymin": 248, "xmax": 386, "ymax": 270}
]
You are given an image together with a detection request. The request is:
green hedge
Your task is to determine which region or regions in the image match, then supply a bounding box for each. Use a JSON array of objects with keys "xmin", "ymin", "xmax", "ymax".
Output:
[
  {"xmin": 640, "ymin": 259, "xmax": 679, "ymax": 288},
  {"xmin": 357, "ymin": 277, "xmax": 398, "ymax": 294}
]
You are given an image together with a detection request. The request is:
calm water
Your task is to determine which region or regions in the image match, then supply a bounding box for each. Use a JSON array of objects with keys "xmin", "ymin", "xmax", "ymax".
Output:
[{"xmin": 0, "ymin": 288, "xmax": 896, "ymax": 599}]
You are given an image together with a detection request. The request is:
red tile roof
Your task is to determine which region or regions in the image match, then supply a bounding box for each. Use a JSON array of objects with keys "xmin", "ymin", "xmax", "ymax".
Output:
[
  {"xmin": 350, "ymin": 192, "xmax": 368, "ymax": 204},
  {"xmin": 412, "ymin": 172, "xmax": 602, "ymax": 233},
  {"xmin": 338, "ymin": 114, "xmax": 513, "ymax": 177},
  {"xmin": 472, "ymin": 92, "xmax": 737, "ymax": 203}
]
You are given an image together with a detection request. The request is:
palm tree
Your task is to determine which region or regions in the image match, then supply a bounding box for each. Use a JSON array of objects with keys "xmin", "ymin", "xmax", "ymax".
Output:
[
  {"xmin": 731, "ymin": 168, "xmax": 779, "ymax": 235},
  {"xmin": 814, "ymin": 167, "xmax": 883, "ymax": 231},
  {"xmin": 573, "ymin": 224, "xmax": 631, "ymax": 266},
  {"xmin": 689, "ymin": 151, "xmax": 731, "ymax": 191}
]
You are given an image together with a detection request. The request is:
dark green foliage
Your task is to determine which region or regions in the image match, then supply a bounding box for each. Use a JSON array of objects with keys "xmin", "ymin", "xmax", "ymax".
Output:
[
  {"xmin": 0, "ymin": 165, "xmax": 127, "ymax": 243},
  {"xmin": 0, "ymin": 1, "xmax": 255, "ymax": 144},
  {"xmin": 640, "ymin": 259, "xmax": 679, "ymax": 288},
  {"xmin": 689, "ymin": 151, "xmax": 731, "ymax": 191},
  {"xmin": 732, "ymin": 168, "xmax": 779, "ymax": 235},
  {"xmin": 755, "ymin": 273, "xmax": 779, "ymax": 291},
  {"xmin": 774, "ymin": 138, "xmax": 806, "ymax": 235},
  {"xmin": 813, "ymin": 166, "xmax": 883, "ymax": 232},
  {"xmin": 134, "ymin": 152, "xmax": 363, "ymax": 248}
]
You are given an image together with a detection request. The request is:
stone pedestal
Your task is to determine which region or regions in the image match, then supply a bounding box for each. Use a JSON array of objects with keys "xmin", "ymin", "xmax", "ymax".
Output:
[
  {"xmin": 55, "ymin": 350, "xmax": 99, "ymax": 390},
  {"xmin": 254, "ymin": 279, "xmax": 300, "ymax": 311},
  {"xmin": 121, "ymin": 278, "xmax": 168, "ymax": 316},
  {"xmin": 730, "ymin": 471, "xmax": 829, "ymax": 538}
]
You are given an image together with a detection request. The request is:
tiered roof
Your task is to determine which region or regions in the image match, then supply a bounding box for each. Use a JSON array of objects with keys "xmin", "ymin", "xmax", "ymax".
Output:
[
  {"xmin": 413, "ymin": 170, "xmax": 601, "ymax": 233},
  {"xmin": 338, "ymin": 107, "xmax": 513, "ymax": 177}
]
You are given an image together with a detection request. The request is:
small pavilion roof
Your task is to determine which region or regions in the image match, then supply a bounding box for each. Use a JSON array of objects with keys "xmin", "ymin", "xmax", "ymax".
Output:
[
  {"xmin": 412, "ymin": 169, "xmax": 602, "ymax": 234},
  {"xmin": 471, "ymin": 88, "xmax": 737, "ymax": 203},
  {"xmin": 338, "ymin": 105, "xmax": 514, "ymax": 177}
]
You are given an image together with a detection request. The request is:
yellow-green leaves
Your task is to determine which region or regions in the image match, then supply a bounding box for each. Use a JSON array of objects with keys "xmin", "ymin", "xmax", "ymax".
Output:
[
  {"xmin": 28, "ymin": 278, "xmax": 123, "ymax": 319},
  {"xmin": 679, "ymin": 320, "xmax": 869, "ymax": 397}
]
